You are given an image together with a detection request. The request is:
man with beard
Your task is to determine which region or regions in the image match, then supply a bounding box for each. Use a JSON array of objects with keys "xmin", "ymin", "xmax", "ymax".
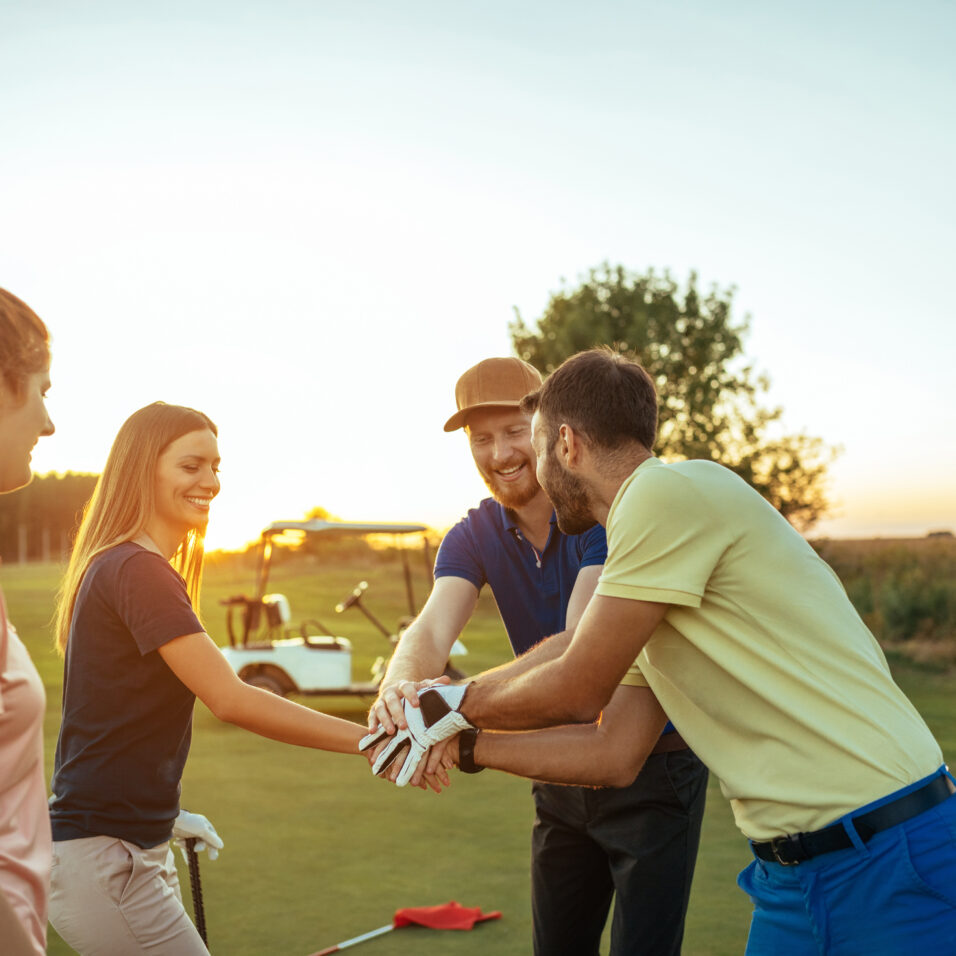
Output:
[
  {"xmin": 394, "ymin": 348, "xmax": 956, "ymax": 955},
  {"xmin": 368, "ymin": 357, "xmax": 708, "ymax": 956}
]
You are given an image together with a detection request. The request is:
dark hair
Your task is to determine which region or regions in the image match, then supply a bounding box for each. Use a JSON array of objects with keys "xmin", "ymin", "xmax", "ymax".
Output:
[
  {"xmin": 0, "ymin": 288, "xmax": 51, "ymax": 394},
  {"xmin": 520, "ymin": 348, "xmax": 658, "ymax": 451}
]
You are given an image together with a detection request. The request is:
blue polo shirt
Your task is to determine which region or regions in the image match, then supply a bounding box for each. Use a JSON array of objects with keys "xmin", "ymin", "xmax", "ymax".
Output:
[{"xmin": 434, "ymin": 497, "xmax": 607, "ymax": 655}]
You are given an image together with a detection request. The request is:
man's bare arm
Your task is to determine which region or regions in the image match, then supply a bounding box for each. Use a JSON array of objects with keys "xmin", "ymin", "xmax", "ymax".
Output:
[
  {"xmin": 402, "ymin": 565, "xmax": 603, "ymax": 789},
  {"xmin": 564, "ymin": 564, "xmax": 601, "ymax": 632},
  {"xmin": 374, "ymin": 563, "xmax": 602, "ymax": 731},
  {"xmin": 448, "ymin": 564, "xmax": 603, "ymax": 689},
  {"xmin": 462, "ymin": 594, "xmax": 669, "ymax": 731},
  {"xmin": 370, "ymin": 576, "xmax": 478, "ymax": 732},
  {"xmin": 456, "ymin": 684, "xmax": 666, "ymax": 787}
]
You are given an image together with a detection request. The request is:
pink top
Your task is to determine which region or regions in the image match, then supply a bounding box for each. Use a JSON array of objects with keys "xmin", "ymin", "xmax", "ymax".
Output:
[{"xmin": 0, "ymin": 589, "xmax": 50, "ymax": 956}]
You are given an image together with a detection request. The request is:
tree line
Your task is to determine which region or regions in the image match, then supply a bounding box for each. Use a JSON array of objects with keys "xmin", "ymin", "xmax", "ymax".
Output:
[
  {"xmin": 4, "ymin": 263, "xmax": 836, "ymax": 564},
  {"xmin": 0, "ymin": 472, "xmax": 98, "ymax": 563}
]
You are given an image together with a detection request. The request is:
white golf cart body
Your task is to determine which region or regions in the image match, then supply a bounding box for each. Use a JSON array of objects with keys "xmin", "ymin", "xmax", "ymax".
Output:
[{"xmin": 219, "ymin": 519, "xmax": 465, "ymax": 696}]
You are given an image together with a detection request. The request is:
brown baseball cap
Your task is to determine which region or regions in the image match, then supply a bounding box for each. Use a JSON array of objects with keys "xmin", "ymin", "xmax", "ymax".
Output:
[{"xmin": 444, "ymin": 357, "xmax": 543, "ymax": 432}]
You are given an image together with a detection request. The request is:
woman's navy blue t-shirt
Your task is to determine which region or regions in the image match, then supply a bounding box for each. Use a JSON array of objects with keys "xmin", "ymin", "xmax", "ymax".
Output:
[{"xmin": 50, "ymin": 543, "xmax": 201, "ymax": 849}]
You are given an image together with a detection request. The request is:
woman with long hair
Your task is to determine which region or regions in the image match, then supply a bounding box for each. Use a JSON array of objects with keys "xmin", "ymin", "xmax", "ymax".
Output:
[
  {"xmin": 48, "ymin": 402, "xmax": 368, "ymax": 955},
  {"xmin": 0, "ymin": 287, "xmax": 56, "ymax": 956}
]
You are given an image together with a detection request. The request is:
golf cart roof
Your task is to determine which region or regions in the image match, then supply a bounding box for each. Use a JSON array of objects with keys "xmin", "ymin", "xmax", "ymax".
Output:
[{"xmin": 263, "ymin": 519, "xmax": 429, "ymax": 538}]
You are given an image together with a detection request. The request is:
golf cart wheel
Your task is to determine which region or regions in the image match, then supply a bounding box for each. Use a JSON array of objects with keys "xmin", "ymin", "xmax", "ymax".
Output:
[{"xmin": 242, "ymin": 671, "xmax": 288, "ymax": 696}]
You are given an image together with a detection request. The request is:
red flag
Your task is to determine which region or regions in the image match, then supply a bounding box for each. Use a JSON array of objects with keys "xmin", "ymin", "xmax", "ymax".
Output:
[
  {"xmin": 392, "ymin": 901, "xmax": 502, "ymax": 931},
  {"xmin": 307, "ymin": 902, "xmax": 502, "ymax": 954}
]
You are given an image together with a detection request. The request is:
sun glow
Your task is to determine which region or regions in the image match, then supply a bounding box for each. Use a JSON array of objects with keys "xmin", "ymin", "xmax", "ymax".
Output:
[{"xmin": 7, "ymin": 4, "xmax": 955, "ymax": 549}]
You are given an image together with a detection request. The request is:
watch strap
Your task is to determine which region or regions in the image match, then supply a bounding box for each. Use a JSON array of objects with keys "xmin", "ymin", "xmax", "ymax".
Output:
[{"xmin": 458, "ymin": 727, "xmax": 484, "ymax": 773}]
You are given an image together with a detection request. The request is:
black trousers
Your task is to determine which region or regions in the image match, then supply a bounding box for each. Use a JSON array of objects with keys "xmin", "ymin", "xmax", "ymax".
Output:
[{"xmin": 531, "ymin": 749, "xmax": 708, "ymax": 956}]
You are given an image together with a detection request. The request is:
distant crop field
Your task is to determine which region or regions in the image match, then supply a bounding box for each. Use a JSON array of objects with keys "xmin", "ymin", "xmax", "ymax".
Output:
[
  {"xmin": 814, "ymin": 535, "xmax": 956, "ymax": 666},
  {"xmin": 3, "ymin": 539, "xmax": 954, "ymax": 955}
]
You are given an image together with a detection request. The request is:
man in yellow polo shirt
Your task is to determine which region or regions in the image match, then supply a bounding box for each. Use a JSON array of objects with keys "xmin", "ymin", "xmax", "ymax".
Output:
[{"xmin": 387, "ymin": 348, "xmax": 955, "ymax": 954}]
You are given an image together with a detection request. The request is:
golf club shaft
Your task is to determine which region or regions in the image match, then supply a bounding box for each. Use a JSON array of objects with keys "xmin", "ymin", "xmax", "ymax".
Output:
[{"xmin": 185, "ymin": 838, "xmax": 208, "ymax": 945}]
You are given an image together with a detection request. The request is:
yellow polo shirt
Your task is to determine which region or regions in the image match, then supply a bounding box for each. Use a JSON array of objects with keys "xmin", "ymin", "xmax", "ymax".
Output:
[{"xmin": 598, "ymin": 458, "xmax": 942, "ymax": 841}]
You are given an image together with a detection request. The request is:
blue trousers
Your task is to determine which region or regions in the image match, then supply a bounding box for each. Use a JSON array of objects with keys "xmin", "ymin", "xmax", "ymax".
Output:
[
  {"xmin": 738, "ymin": 767, "xmax": 956, "ymax": 955},
  {"xmin": 531, "ymin": 748, "xmax": 708, "ymax": 956}
]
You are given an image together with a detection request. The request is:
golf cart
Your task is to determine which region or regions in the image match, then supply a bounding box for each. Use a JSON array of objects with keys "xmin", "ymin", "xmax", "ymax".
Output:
[{"xmin": 219, "ymin": 519, "xmax": 466, "ymax": 697}]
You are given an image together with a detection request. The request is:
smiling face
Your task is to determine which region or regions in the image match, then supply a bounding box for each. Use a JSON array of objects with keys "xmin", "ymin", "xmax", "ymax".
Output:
[
  {"xmin": 466, "ymin": 406, "xmax": 543, "ymax": 510},
  {"xmin": 0, "ymin": 367, "xmax": 55, "ymax": 493},
  {"xmin": 146, "ymin": 428, "xmax": 221, "ymax": 548},
  {"xmin": 531, "ymin": 411, "xmax": 597, "ymax": 535}
]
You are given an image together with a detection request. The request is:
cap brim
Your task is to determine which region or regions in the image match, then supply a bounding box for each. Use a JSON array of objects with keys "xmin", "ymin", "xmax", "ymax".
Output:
[{"xmin": 443, "ymin": 400, "xmax": 524, "ymax": 432}]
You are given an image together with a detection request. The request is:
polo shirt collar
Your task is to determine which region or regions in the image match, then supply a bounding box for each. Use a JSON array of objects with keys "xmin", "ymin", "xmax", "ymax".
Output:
[{"xmin": 497, "ymin": 501, "xmax": 558, "ymax": 538}]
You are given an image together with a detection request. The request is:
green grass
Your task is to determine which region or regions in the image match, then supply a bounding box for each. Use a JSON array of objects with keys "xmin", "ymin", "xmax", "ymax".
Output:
[{"xmin": 5, "ymin": 554, "xmax": 951, "ymax": 955}]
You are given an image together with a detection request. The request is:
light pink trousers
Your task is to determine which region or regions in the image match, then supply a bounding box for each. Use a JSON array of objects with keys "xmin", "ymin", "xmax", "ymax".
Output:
[{"xmin": 50, "ymin": 837, "xmax": 208, "ymax": 955}]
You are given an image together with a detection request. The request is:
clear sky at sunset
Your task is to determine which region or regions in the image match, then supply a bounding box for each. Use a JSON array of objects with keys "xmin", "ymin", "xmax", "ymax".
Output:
[{"xmin": 3, "ymin": 1, "xmax": 954, "ymax": 550}]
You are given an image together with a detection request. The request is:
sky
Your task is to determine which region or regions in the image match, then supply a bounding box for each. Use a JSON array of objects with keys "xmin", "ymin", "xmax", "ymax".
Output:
[{"xmin": 3, "ymin": 0, "xmax": 954, "ymax": 551}]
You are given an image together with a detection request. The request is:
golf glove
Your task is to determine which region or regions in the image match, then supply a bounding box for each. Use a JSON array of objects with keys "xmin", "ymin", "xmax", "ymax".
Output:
[
  {"xmin": 415, "ymin": 683, "xmax": 474, "ymax": 742},
  {"xmin": 360, "ymin": 684, "xmax": 474, "ymax": 787},
  {"xmin": 172, "ymin": 810, "xmax": 223, "ymax": 862}
]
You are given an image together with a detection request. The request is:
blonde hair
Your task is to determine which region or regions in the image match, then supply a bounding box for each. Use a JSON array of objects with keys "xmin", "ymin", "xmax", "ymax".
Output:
[{"xmin": 55, "ymin": 402, "xmax": 218, "ymax": 653}]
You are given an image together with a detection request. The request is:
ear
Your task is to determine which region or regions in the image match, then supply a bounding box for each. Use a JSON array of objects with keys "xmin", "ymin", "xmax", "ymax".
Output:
[{"xmin": 558, "ymin": 424, "xmax": 585, "ymax": 469}]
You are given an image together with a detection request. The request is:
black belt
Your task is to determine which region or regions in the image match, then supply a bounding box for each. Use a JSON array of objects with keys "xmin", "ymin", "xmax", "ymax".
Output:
[
  {"xmin": 651, "ymin": 731, "xmax": 689, "ymax": 755},
  {"xmin": 752, "ymin": 775, "xmax": 953, "ymax": 866}
]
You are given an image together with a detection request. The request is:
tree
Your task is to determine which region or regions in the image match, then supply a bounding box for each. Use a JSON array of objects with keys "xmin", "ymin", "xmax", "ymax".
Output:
[{"xmin": 510, "ymin": 264, "xmax": 837, "ymax": 530}]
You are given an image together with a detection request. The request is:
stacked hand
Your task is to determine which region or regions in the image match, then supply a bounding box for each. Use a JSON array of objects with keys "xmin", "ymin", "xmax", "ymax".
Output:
[
  {"xmin": 171, "ymin": 810, "xmax": 223, "ymax": 861},
  {"xmin": 361, "ymin": 683, "xmax": 473, "ymax": 788}
]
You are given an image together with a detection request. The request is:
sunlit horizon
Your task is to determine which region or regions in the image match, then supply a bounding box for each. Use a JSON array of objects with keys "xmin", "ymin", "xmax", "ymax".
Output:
[{"xmin": 6, "ymin": 1, "xmax": 954, "ymax": 551}]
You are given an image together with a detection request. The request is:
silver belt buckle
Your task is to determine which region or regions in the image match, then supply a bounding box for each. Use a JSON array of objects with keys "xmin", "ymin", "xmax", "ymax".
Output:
[{"xmin": 770, "ymin": 836, "xmax": 799, "ymax": 866}]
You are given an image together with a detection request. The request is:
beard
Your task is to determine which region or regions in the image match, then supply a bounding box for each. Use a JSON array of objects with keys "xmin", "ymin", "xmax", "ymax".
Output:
[
  {"xmin": 480, "ymin": 457, "xmax": 541, "ymax": 511},
  {"xmin": 540, "ymin": 451, "xmax": 597, "ymax": 535}
]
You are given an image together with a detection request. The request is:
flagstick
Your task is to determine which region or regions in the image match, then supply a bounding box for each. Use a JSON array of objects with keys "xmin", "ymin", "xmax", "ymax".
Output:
[{"xmin": 307, "ymin": 923, "xmax": 395, "ymax": 956}]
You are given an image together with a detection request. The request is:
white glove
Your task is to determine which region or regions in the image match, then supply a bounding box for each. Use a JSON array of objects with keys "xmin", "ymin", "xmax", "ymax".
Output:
[
  {"xmin": 360, "ymin": 698, "xmax": 430, "ymax": 787},
  {"xmin": 416, "ymin": 684, "xmax": 474, "ymax": 741},
  {"xmin": 172, "ymin": 810, "xmax": 223, "ymax": 862},
  {"xmin": 360, "ymin": 684, "xmax": 474, "ymax": 787}
]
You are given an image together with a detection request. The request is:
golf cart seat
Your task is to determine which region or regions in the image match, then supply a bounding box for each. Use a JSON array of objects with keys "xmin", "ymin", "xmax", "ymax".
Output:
[
  {"xmin": 221, "ymin": 593, "xmax": 292, "ymax": 646},
  {"xmin": 262, "ymin": 593, "xmax": 291, "ymax": 626}
]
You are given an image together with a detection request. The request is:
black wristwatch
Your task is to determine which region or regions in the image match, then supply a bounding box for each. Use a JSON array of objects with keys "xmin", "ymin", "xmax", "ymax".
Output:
[{"xmin": 458, "ymin": 727, "xmax": 484, "ymax": 773}]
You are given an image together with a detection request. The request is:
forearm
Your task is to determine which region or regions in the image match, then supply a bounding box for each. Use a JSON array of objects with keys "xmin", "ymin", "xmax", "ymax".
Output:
[
  {"xmin": 460, "ymin": 595, "xmax": 667, "ymax": 731},
  {"xmin": 463, "ymin": 654, "xmax": 599, "ymax": 730},
  {"xmin": 214, "ymin": 685, "xmax": 365, "ymax": 754},
  {"xmin": 472, "ymin": 564, "xmax": 596, "ymax": 686},
  {"xmin": 472, "ymin": 630, "xmax": 572, "ymax": 684},
  {"xmin": 159, "ymin": 634, "xmax": 367, "ymax": 753},
  {"xmin": 471, "ymin": 725, "xmax": 651, "ymax": 788},
  {"xmin": 382, "ymin": 622, "xmax": 450, "ymax": 684},
  {"xmin": 381, "ymin": 577, "xmax": 479, "ymax": 685},
  {"xmin": 459, "ymin": 683, "xmax": 666, "ymax": 787}
]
